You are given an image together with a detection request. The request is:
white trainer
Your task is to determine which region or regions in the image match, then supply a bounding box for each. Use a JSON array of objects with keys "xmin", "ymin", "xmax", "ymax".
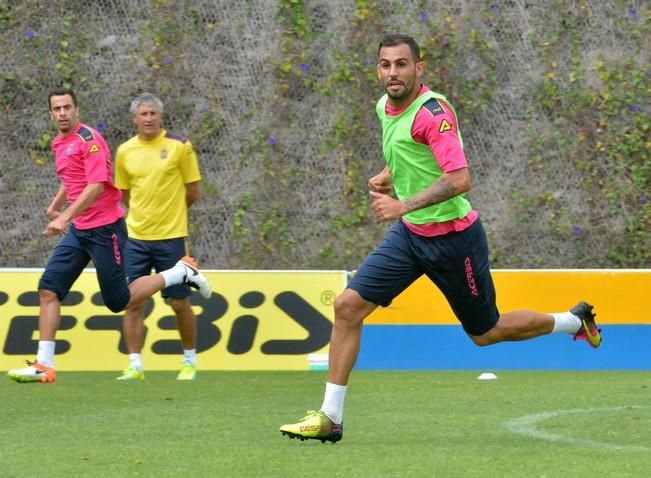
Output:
[
  {"xmin": 177, "ymin": 256, "xmax": 212, "ymax": 299},
  {"xmin": 7, "ymin": 360, "xmax": 57, "ymax": 383}
]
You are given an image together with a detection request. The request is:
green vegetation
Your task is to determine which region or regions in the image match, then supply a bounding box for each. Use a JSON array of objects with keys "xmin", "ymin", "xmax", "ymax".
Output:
[{"xmin": 0, "ymin": 1, "xmax": 648, "ymax": 269}]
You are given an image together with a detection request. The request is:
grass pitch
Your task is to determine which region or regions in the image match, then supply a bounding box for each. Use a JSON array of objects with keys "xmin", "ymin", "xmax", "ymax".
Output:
[{"xmin": 1, "ymin": 371, "xmax": 649, "ymax": 477}]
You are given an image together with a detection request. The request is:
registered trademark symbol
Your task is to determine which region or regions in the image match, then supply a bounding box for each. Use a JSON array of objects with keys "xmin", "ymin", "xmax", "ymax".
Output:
[{"xmin": 320, "ymin": 290, "xmax": 336, "ymax": 306}]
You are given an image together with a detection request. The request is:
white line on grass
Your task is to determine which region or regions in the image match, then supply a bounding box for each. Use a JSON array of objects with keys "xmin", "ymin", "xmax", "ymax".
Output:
[{"xmin": 504, "ymin": 406, "xmax": 650, "ymax": 452}]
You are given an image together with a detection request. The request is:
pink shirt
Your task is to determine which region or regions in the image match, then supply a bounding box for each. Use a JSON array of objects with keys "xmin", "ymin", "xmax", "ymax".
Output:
[
  {"xmin": 385, "ymin": 85, "xmax": 477, "ymax": 237},
  {"xmin": 52, "ymin": 123, "xmax": 124, "ymax": 230}
]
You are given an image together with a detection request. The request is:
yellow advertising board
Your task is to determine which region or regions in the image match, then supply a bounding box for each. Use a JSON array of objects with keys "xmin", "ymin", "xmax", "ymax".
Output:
[
  {"xmin": 367, "ymin": 269, "xmax": 651, "ymax": 325},
  {"xmin": 0, "ymin": 270, "xmax": 346, "ymax": 371},
  {"xmin": 2, "ymin": 269, "xmax": 648, "ymax": 371}
]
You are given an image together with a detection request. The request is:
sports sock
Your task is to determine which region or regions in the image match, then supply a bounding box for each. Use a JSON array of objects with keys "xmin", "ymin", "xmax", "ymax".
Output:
[
  {"xmin": 321, "ymin": 382, "xmax": 347, "ymax": 424},
  {"xmin": 36, "ymin": 340, "xmax": 55, "ymax": 367},
  {"xmin": 129, "ymin": 353, "xmax": 143, "ymax": 370},
  {"xmin": 160, "ymin": 264, "xmax": 187, "ymax": 287},
  {"xmin": 551, "ymin": 311, "xmax": 582, "ymax": 334},
  {"xmin": 183, "ymin": 348, "xmax": 197, "ymax": 365}
]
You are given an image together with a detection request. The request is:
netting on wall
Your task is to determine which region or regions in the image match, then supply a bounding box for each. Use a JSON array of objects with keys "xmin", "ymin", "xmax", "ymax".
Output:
[{"xmin": 0, "ymin": 0, "xmax": 648, "ymax": 269}]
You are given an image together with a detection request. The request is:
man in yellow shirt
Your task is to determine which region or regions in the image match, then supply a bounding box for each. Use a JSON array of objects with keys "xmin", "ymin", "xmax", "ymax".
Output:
[{"xmin": 115, "ymin": 93, "xmax": 202, "ymax": 380}]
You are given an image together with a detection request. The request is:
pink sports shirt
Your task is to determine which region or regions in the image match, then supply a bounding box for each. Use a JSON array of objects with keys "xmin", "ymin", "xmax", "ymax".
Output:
[{"xmin": 51, "ymin": 123, "xmax": 124, "ymax": 229}]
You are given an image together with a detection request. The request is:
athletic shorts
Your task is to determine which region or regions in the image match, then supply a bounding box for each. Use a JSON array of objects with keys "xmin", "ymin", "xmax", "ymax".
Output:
[
  {"xmin": 38, "ymin": 218, "xmax": 130, "ymax": 313},
  {"xmin": 125, "ymin": 237, "xmax": 190, "ymax": 299},
  {"xmin": 347, "ymin": 218, "xmax": 499, "ymax": 336}
]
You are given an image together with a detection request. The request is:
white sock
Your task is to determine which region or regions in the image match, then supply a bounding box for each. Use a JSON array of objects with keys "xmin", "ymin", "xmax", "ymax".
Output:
[
  {"xmin": 321, "ymin": 382, "xmax": 347, "ymax": 424},
  {"xmin": 551, "ymin": 311, "xmax": 582, "ymax": 334},
  {"xmin": 183, "ymin": 348, "xmax": 197, "ymax": 365},
  {"xmin": 160, "ymin": 264, "xmax": 186, "ymax": 287},
  {"xmin": 129, "ymin": 353, "xmax": 143, "ymax": 370},
  {"xmin": 36, "ymin": 341, "xmax": 55, "ymax": 367}
]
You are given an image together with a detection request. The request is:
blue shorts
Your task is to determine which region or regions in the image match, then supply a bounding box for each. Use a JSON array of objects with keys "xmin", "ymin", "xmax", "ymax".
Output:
[
  {"xmin": 125, "ymin": 237, "xmax": 190, "ymax": 299},
  {"xmin": 38, "ymin": 218, "xmax": 131, "ymax": 313},
  {"xmin": 347, "ymin": 218, "xmax": 499, "ymax": 336}
]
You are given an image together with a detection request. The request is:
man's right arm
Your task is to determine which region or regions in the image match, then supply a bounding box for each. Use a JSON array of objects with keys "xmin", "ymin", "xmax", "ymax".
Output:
[{"xmin": 43, "ymin": 182, "xmax": 105, "ymax": 236}]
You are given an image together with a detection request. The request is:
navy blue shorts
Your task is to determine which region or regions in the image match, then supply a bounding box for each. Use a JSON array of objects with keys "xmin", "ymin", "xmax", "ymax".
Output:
[
  {"xmin": 125, "ymin": 237, "xmax": 190, "ymax": 299},
  {"xmin": 38, "ymin": 218, "xmax": 131, "ymax": 313},
  {"xmin": 347, "ymin": 218, "xmax": 499, "ymax": 336}
]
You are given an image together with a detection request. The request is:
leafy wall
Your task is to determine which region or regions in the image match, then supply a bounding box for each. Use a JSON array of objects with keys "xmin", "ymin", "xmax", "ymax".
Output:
[{"xmin": 0, "ymin": 0, "xmax": 648, "ymax": 269}]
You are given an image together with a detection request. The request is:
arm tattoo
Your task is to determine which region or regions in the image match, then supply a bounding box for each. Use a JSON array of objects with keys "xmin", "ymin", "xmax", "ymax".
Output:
[{"xmin": 403, "ymin": 177, "xmax": 458, "ymax": 213}]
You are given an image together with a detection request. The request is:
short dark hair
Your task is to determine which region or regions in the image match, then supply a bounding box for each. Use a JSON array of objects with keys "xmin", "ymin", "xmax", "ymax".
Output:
[
  {"xmin": 377, "ymin": 34, "xmax": 421, "ymax": 62},
  {"xmin": 48, "ymin": 88, "xmax": 77, "ymax": 110}
]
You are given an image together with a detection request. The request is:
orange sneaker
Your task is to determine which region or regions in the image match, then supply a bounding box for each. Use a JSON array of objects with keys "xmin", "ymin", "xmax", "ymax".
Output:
[{"xmin": 7, "ymin": 360, "xmax": 57, "ymax": 383}]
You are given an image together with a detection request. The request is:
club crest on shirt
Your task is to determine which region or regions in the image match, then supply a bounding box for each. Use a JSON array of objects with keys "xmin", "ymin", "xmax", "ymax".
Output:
[
  {"xmin": 66, "ymin": 144, "xmax": 74, "ymax": 156},
  {"xmin": 160, "ymin": 148, "xmax": 167, "ymax": 159}
]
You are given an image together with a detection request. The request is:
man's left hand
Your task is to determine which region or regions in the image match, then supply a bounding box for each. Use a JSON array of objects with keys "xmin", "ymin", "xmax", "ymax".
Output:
[
  {"xmin": 370, "ymin": 191, "xmax": 408, "ymax": 221},
  {"xmin": 43, "ymin": 216, "xmax": 68, "ymax": 236}
]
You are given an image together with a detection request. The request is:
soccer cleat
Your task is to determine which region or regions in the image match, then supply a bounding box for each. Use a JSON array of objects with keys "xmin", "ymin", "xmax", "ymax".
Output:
[
  {"xmin": 177, "ymin": 362, "xmax": 197, "ymax": 380},
  {"xmin": 571, "ymin": 301, "xmax": 602, "ymax": 348},
  {"xmin": 7, "ymin": 360, "xmax": 57, "ymax": 383},
  {"xmin": 279, "ymin": 410, "xmax": 343, "ymax": 444},
  {"xmin": 116, "ymin": 366, "xmax": 145, "ymax": 381},
  {"xmin": 177, "ymin": 256, "xmax": 212, "ymax": 299}
]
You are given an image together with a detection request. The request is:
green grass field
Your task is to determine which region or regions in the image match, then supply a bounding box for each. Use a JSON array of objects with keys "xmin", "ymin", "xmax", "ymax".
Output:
[{"xmin": 1, "ymin": 371, "xmax": 649, "ymax": 477}]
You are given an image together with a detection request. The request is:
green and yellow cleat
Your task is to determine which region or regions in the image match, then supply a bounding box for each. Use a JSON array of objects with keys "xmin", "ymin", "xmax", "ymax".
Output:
[
  {"xmin": 280, "ymin": 410, "xmax": 343, "ymax": 444},
  {"xmin": 176, "ymin": 362, "xmax": 197, "ymax": 380},
  {"xmin": 116, "ymin": 366, "xmax": 145, "ymax": 381}
]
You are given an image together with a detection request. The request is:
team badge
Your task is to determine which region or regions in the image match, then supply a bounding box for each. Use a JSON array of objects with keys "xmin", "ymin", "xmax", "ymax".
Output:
[
  {"xmin": 439, "ymin": 119, "xmax": 452, "ymax": 133},
  {"xmin": 89, "ymin": 144, "xmax": 100, "ymax": 153},
  {"xmin": 160, "ymin": 148, "xmax": 167, "ymax": 159},
  {"xmin": 65, "ymin": 144, "xmax": 73, "ymax": 156}
]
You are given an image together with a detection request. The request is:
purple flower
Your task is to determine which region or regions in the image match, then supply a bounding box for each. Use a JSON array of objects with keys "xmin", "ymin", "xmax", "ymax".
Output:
[
  {"xmin": 268, "ymin": 135, "xmax": 276, "ymax": 145},
  {"xmin": 441, "ymin": 38, "xmax": 449, "ymax": 46},
  {"xmin": 630, "ymin": 104, "xmax": 639, "ymax": 112},
  {"xmin": 25, "ymin": 29, "xmax": 34, "ymax": 39},
  {"xmin": 648, "ymin": 68, "xmax": 651, "ymax": 78},
  {"xmin": 420, "ymin": 12, "xmax": 427, "ymax": 22},
  {"xmin": 491, "ymin": 4, "xmax": 498, "ymax": 12},
  {"xmin": 200, "ymin": 106, "xmax": 210, "ymax": 113},
  {"xmin": 640, "ymin": 193, "xmax": 648, "ymax": 203},
  {"xmin": 163, "ymin": 57, "xmax": 173, "ymax": 64},
  {"xmin": 630, "ymin": 8, "xmax": 637, "ymax": 18},
  {"xmin": 572, "ymin": 226, "xmax": 582, "ymax": 236},
  {"xmin": 96, "ymin": 122, "xmax": 107, "ymax": 133},
  {"xmin": 299, "ymin": 63, "xmax": 309, "ymax": 72}
]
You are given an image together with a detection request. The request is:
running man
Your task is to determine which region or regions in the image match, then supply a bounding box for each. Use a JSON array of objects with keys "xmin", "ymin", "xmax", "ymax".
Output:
[
  {"xmin": 279, "ymin": 34, "xmax": 601, "ymax": 443},
  {"xmin": 7, "ymin": 89, "xmax": 211, "ymax": 384}
]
